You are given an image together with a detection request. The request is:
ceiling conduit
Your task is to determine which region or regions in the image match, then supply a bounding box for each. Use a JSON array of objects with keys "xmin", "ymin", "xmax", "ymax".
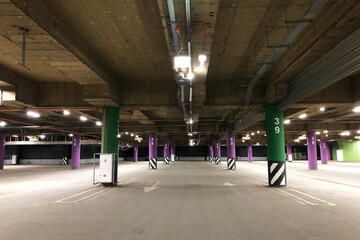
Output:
[
  {"xmin": 277, "ymin": 27, "xmax": 360, "ymax": 110},
  {"xmin": 241, "ymin": 0, "xmax": 328, "ymax": 109}
]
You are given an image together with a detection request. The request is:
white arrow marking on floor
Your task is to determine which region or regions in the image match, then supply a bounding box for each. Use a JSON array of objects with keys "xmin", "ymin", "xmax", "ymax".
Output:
[
  {"xmin": 144, "ymin": 181, "xmax": 160, "ymax": 193},
  {"xmin": 223, "ymin": 182, "xmax": 235, "ymax": 187}
]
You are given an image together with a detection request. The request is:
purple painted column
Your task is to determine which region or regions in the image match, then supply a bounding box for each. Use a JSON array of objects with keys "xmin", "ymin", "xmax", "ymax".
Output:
[
  {"xmin": 286, "ymin": 144, "xmax": 292, "ymax": 162},
  {"xmin": 133, "ymin": 145, "xmax": 138, "ymax": 162},
  {"xmin": 227, "ymin": 132, "xmax": 236, "ymax": 170},
  {"xmin": 71, "ymin": 134, "xmax": 81, "ymax": 170},
  {"xmin": 326, "ymin": 143, "xmax": 332, "ymax": 161},
  {"xmin": 148, "ymin": 132, "xmax": 157, "ymax": 169},
  {"xmin": 319, "ymin": 139, "xmax": 327, "ymax": 164},
  {"xmin": 170, "ymin": 143, "xmax": 175, "ymax": 162},
  {"xmin": 214, "ymin": 141, "xmax": 221, "ymax": 157},
  {"xmin": 209, "ymin": 145, "xmax": 214, "ymax": 157},
  {"xmin": 164, "ymin": 140, "xmax": 169, "ymax": 158},
  {"xmin": 0, "ymin": 135, "xmax": 5, "ymax": 170},
  {"xmin": 306, "ymin": 131, "xmax": 318, "ymax": 170},
  {"xmin": 247, "ymin": 144, "xmax": 253, "ymax": 162}
]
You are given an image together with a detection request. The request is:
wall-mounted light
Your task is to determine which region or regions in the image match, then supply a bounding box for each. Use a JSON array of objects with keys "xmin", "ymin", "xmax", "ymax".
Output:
[
  {"xmin": 80, "ymin": 116, "xmax": 87, "ymax": 121},
  {"xmin": 27, "ymin": 111, "xmax": 40, "ymax": 118}
]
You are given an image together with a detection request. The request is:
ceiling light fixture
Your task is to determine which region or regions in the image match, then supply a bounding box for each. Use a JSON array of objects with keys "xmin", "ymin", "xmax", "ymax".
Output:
[
  {"xmin": 187, "ymin": 71, "xmax": 194, "ymax": 80},
  {"xmin": 96, "ymin": 121, "xmax": 102, "ymax": 126},
  {"xmin": 26, "ymin": 111, "xmax": 40, "ymax": 118},
  {"xmin": 198, "ymin": 54, "xmax": 207, "ymax": 68},
  {"xmin": 174, "ymin": 56, "xmax": 191, "ymax": 68},
  {"xmin": 315, "ymin": 132, "xmax": 320, "ymax": 135},
  {"xmin": 323, "ymin": 130, "xmax": 328, "ymax": 133},
  {"xmin": 63, "ymin": 110, "xmax": 70, "ymax": 116},
  {"xmin": 256, "ymin": 143, "xmax": 259, "ymax": 145},
  {"xmin": 320, "ymin": 107, "xmax": 325, "ymax": 112},
  {"xmin": 353, "ymin": 106, "xmax": 360, "ymax": 113},
  {"xmin": 131, "ymin": 133, "xmax": 134, "ymax": 137},
  {"xmin": 117, "ymin": 134, "xmax": 121, "ymax": 138},
  {"xmin": 256, "ymin": 131, "xmax": 260, "ymax": 134},
  {"xmin": 0, "ymin": 121, "xmax": 6, "ymax": 127},
  {"xmin": 39, "ymin": 135, "xmax": 45, "ymax": 139},
  {"xmin": 125, "ymin": 132, "xmax": 128, "ymax": 135},
  {"xmin": 80, "ymin": 116, "xmax": 87, "ymax": 121},
  {"xmin": 69, "ymin": 134, "xmax": 73, "ymax": 137},
  {"xmin": 188, "ymin": 132, "xmax": 193, "ymax": 136},
  {"xmin": 189, "ymin": 118, "xmax": 193, "ymax": 125},
  {"xmin": 299, "ymin": 113, "xmax": 307, "ymax": 119},
  {"xmin": 284, "ymin": 119, "xmax": 290, "ymax": 124},
  {"xmin": 12, "ymin": 135, "xmax": 18, "ymax": 137},
  {"xmin": 251, "ymin": 132, "xmax": 255, "ymax": 136},
  {"xmin": 340, "ymin": 131, "xmax": 350, "ymax": 136}
]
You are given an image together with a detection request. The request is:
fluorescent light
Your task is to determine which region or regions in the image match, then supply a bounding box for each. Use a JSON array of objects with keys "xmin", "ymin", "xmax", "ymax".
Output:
[
  {"xmin": 353, "ymin": 106, "xmax": 360, "ymax": 113},
  {"xmin": 187, "ymin": 71, "xmax": 194, "ymax": 80},
  {"xmin": 117, "ymin": 134, "xmax": 121, "ymax": 138},
  {"xmin": 340, "ymin": 131, "xmax": 350, "ymax": 136},
  {"xmin": 63, "ymin": 110, "xmax": 70, "ymax": 116},
  {"xmin": 39, "ymin": 135, "xmax": 45, "ymax": 139},
  {"xmin": 315, "ymin": 131, "xmax": 320, "ymax": 135},
  {"xmin": 174, "ymin": 56, "xmax": 191, "ymax": 68},
  {"xmin": 0, "ymin": 121, "xmax": 6, "ymax": 127},
  {"xmin": 27, "ymin": 111, "xmax": 40, "ymax": 118},
  {"xmin": 198, "ymin": 54, "xmax": 207, "ymax": 68},
  {"xmin": 12, "ymin": 135, "xmax": 18, "ymax": 137},
  {"xmin": 299, "ymin": 113, "xmax": 307, "ymax": 119},
  {"xmin": 96, "ymin": 121, "xmax": 102, "ymax": 126},
  {"xmin": 284, "ymin": 119, "xmax": 290, "ymax": 124},
  {"xmin": 320, "ymin": 107, "xmax": 325, "ymax": 112},
  {"xmin": 323, "ymin": 130, "xmax": 328, "ymax": 133},
  {"xmin": 80, "ymin": 116, "xmax": 87, "ymax": 121}
]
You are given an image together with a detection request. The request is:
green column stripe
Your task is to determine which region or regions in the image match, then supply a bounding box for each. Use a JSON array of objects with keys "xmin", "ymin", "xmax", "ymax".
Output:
[
  {"xmin": 101, "ymin": 107, "xmax": 119, "ymax": 159},
  {"xmin": 265, "ymin": 104, "xmax": 285, "ymax": 161}
]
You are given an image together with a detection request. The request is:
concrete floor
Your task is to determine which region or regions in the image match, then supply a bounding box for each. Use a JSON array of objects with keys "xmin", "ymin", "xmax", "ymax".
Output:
[{"xmin": 1, "ymin": 161, "xmax": 360, "ymax": 240}]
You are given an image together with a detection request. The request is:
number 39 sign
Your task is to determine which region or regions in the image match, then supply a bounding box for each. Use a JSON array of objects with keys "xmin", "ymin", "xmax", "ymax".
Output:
[{"xmin": 274, "ymin": 118, "xmax": 280, "ymax": 134}]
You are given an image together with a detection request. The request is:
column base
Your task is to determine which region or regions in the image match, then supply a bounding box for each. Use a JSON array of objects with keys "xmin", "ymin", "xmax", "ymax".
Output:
[
  {"xmin": 227, "ymin": 158, "xmax": 236, "ymax": 170},
  {"xmin": 0, "ymin": 166, "xmax": 3, "ymax": 170},
  {"xmin": 149, "ymin": 158, "xmax": 157, "ymax": 170},
  {"xmin": 267, "ymin": 161, "xmax": 286, "ymax": 187},
  {"xmin": 71, "ymin": 166, "xmax": 80, "ymax": 170},
  {"xmin": 309, "ymin": 166, "xmax": 318, "ymax": 170},
  {"xmin": 215, "ymin": 157, "xmax": 221, "ymax": 165}
]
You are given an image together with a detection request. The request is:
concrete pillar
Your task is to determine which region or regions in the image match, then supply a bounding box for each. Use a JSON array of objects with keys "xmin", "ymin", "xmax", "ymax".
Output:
[
  {"xmin": 286, "ymin": 144, "xmax": 292, "ymax": 162},
  {"xmin": 101, "ymin": 107, "xmax": 119, "ymax": 181},
  {"xmin": 214, "ymin": 141, "xmax": 221, "ymax": 165},
  {"xmin": 171, "ymin": 144, "xmax": 175, "ymax": 162},
  {"xmin": 163, "ymin": 140, "xmax": 169, "ymax": 164},
  {"xmin": 326, "ymin": 143, "xmax": 332, "ymax": 161},
  {"xmin": 306, "ymin": 131, "xmax": 318, "ymax": 170},
  {"xmin": 319, "ymin": 139, "xmax": 327, "ymax": 164},
  {"xmin": 265, "ymin": 105, "xmax": 286, "ymax": 187},
  {"xmin": 247, "ymin": 144, "xmax": 253, "ymax": 162},
  {"xmin": 227, "ymin": 132, "xmax": 236, "ymax": 170},
  {"xmin": 0, "ymin": 135, "xmax": 5, "ymax": 170},
  {"xmin": 149, "ymin": 132, "xmax": 157, "ymax": 169},
  {"xmin": 208, "ymin": 144, "xmax": 214, "ymax": 161},
  {"xmin": 71, "ymin": 134, "xmax": 81, "ymax": 170},
  {"xmin": 133, "ymin": 145, "xmax": 138, "ymax": 162}
]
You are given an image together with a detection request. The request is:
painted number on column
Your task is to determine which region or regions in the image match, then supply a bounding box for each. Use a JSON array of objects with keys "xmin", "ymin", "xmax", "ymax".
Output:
[{"xmin": 274, "ymin": 118, "xmax": 280, "ymax": 134}]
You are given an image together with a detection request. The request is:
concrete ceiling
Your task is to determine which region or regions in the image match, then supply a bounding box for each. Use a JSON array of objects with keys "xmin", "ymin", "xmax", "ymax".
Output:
[{"xmin": 0, "ymin": 0, "xmax": 359, "ymax": 146}]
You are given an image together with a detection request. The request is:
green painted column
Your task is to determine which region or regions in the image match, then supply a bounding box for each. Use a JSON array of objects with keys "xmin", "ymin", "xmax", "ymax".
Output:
[
  {"xmin": 265, "ymin": 104, "xmax": 286, "ymax": 187},
  {"xmin": 101, "ymin": 107, "xmax": 119, "ymax": 183}
]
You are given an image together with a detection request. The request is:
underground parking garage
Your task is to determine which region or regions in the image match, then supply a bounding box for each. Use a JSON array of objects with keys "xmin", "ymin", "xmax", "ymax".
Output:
[{"xmin": 0, "ymin": 0, "xmax": 360, "ymax": 239}]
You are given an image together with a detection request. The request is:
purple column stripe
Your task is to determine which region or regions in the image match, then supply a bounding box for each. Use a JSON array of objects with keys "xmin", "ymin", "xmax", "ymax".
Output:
[
  {"xmin": 227, "ymin": 132, "xmax": 235, "ymax": 158},
  {"xmin": 319, "ymin": 139, "xmax": 327, "ymax": 164},
  {"xmin": 164, "ymin": 140, "xmax": 169, "ymax": 158},
  {"xmin": 71, "ymin": 134, "xmax": 81, "ymax": 169},
  {"xmin": 215, "ymin": 141, "xmax": 221, "ymax": 157},
  {"xmin": 134, "ymin": 145, "xmax": 138, "ymax": 162},
  {"xmin": 247, "ymin": 144, "xmax": 253, "ymax": 162},
  {"xmin": 306, "ymin": 131, "xmax": 318, "ymax": 169},
  {"xmin": 209, "ymin": 145, "xmax": 214, "ymax": 157},
  {"xmin": 149, "ymin": 132, "xmax": 157, "ymax": 158},
  {"xmin": 326, "ymin": 143, "xmax": 332, "ymax": 161},
  {"xmin": 286, "ymin": 144, "xmax": 292, "ymax": 161},
  {"xmin": 0, "ymin": 135, "xmax": 5, "ymax": 170}
]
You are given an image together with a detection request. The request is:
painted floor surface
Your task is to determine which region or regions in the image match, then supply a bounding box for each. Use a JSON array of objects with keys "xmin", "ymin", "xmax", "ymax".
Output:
[{"xmin": 1, "ymin": 161, "xmax": 360, "ymax": 240}]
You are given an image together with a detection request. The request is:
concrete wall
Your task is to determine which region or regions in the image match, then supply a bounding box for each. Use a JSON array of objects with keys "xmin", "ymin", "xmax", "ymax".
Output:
[{"xmin": 331, "ymin": 140, "xmax": 360, "ymax": 162}]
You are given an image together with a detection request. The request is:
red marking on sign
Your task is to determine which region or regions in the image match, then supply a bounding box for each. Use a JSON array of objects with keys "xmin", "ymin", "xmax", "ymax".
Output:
[
  {"xmin": 104, "ymin": 174, "xmax": 106, "ymax": 177},
  {"xmin": 105, "ymin": 159, "xmax": 107, "ymax": 162}
]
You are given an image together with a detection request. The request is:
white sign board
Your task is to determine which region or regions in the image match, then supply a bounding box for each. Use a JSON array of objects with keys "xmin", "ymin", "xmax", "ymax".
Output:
[{"xmin": 99, "ymin": 154, "xmax": 113, "ymax": 183}]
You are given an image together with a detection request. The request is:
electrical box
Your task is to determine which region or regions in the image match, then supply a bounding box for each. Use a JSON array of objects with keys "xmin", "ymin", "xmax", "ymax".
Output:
[{"xmin": 99, "ymin": 154, "xmax": 114, "ymax": 183}]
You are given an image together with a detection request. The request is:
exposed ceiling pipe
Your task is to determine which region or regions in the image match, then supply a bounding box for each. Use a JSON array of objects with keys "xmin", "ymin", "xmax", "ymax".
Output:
[
  {"xmin": 185, "ymin": 0, "xmax": 193, "ymax": 138},
  {"xmin": 241, "ymin": 0, "xmax": 328, "ymax": 110}
]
